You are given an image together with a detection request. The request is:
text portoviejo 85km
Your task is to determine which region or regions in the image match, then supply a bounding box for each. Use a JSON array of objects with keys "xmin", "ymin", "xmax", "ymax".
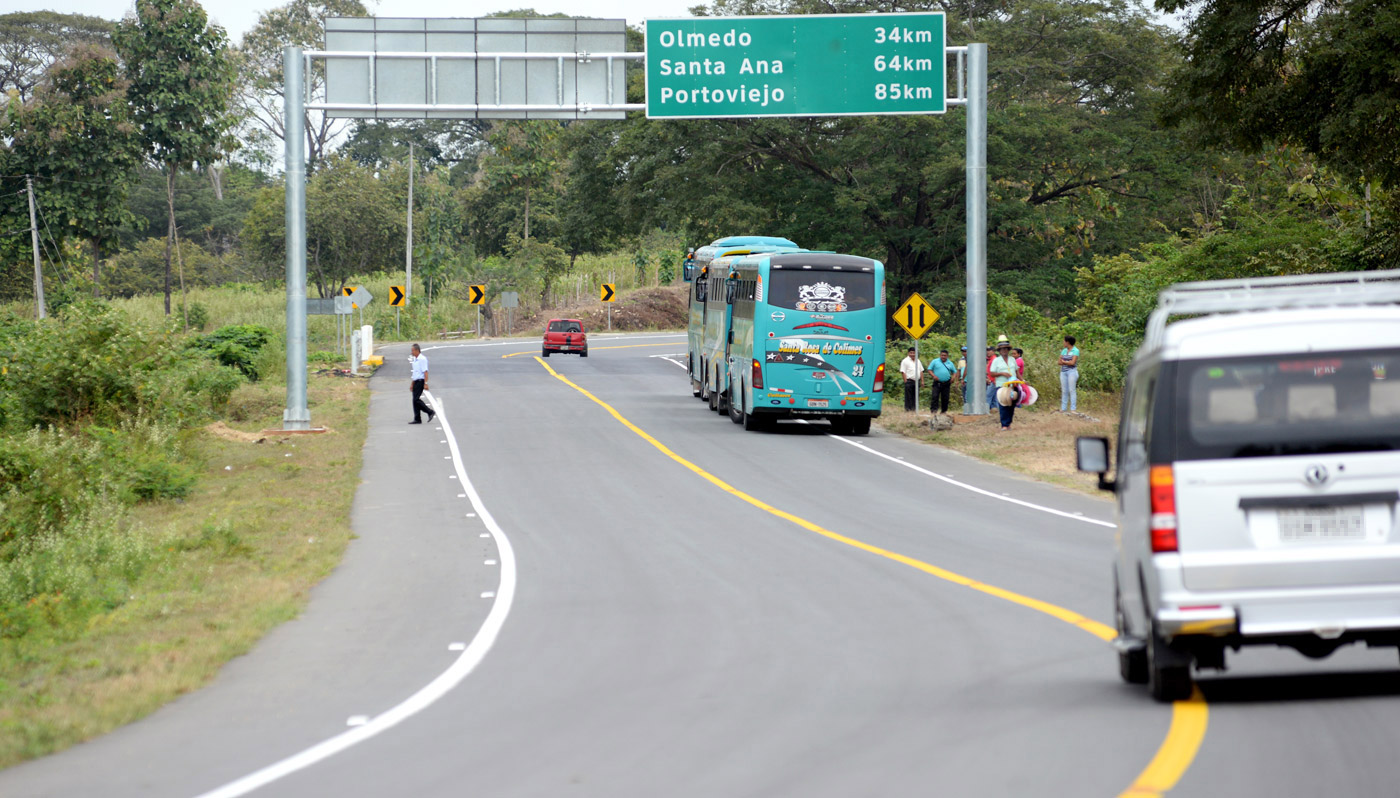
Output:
[{"xmin": 645, "ymin": 13, "xmax": 945, "ymax": 119}]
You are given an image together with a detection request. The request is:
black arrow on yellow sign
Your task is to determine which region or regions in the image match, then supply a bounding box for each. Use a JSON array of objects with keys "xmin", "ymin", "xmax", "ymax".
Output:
[
  {"xmin": 389, "ymin": 285, "xmax": 406, "ymax": 307},
  {"xmin": 469, "ymin": 284, "xmax": 486, "ymax": 305},
  {"xmin": 600, "ymin": 283, "xmax": 616, "ymax": 302}
]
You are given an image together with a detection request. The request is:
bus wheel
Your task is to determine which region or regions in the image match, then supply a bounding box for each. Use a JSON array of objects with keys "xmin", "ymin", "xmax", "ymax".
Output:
[
  {"xmin": 708, "ymin": 379, "xmax": 719, "ymax": 412},
  {"xmin": 829, "ymin": 418, "xmax": 851, "ymax": 435},
  {"xmin": 692, "ymin": 379, "xmax": 703, "ymax": 398},
  {"xmin": 730, "ymin": 387, "xmax": 744, "ymax": 424},
  {"xmin": 850, "ymin": 417, "xmax": 872, "ymax": 436}
]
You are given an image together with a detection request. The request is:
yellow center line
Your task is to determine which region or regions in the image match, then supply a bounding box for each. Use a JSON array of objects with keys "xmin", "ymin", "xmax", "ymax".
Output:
[
  {"xmin": 534, "ymin": 355, "xmax": 1208, "ymax": 796},
  {"xmin": 1117, "ymin": 687, "xmax": 1208, "ymax": 797},
  {"xmin": 502, "ymin": 342, "xmax": 681, "ymax": 358}
]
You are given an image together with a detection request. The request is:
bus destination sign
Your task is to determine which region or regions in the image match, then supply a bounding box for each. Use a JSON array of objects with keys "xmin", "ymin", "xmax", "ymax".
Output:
[{"xmin": 644, "ymin": 13, "xmax": 946, "ymax": 119}]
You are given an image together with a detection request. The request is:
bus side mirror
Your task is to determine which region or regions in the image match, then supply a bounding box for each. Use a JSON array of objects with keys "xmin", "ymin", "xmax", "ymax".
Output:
[{"xmin": 1076, "ymin": 436, "xmax": 1116, "ymax": 492}]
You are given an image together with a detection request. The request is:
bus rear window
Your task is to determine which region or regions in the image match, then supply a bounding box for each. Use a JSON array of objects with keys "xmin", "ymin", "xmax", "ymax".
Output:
[
  {"xmin": 1173, "ymin": 349, "xmax": 1400, "ymax": 459},
  {"xmin": 766, "ymin": 270, "xmax": 875, "ymax": 313}
]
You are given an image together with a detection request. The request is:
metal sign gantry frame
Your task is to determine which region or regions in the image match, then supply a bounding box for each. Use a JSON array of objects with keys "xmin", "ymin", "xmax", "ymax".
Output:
[{"xmin": 279, "ymin": 31, "xmax": 987, "ymax": 429}]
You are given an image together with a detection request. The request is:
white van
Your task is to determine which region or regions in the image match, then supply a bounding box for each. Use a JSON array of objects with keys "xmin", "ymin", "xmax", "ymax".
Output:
[{"xmin": 1078, "ymin": 270, "xmax": 1400, "ymax": 701}]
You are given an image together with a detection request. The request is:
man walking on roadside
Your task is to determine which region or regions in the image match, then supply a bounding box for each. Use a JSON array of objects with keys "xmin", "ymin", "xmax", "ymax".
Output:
[
  {"xmin": 409, "ymin": 343, "xmax": 435, "ymax": 425},
  {"xmin": 926, "ymin": 349, "xmax": 959, "ymax": 414},
  {"xmin": 899, "ymin": 347, "xmax": 922, "ymax": 412}
]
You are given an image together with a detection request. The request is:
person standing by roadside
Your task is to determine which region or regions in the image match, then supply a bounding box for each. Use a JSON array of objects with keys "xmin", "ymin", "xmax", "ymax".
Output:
[
  {"xmin": 957, "ymin": 345, "xmax": 968, "ymax": 408},
  {"xmin": 926, "ymin": 349, "xmax": 959, "ymax": 414},
  {"xmin": 1013, "ymin": 348, "xmax": 1026, "ymax": 380},
  {"xmin": 409, "ymin": 343, "xmax": 435, "ymax": 425},
  {"xmin": 899, "ymin": 347, "xmax": 922, "ymax": 412},
  {"xmin": 990, "ymin": 341, "xmax": 1018, "ymax": 430},
  {"xmin": 1059, "ymin": 335, "xmax": 1080, "ymax": 413},
  {"xmin": 985, "ymin": 345, "xmax": 999, "ymax": 410}
]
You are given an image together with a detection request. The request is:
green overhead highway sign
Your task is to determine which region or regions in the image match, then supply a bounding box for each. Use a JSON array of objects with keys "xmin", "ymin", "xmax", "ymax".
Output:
[{"xmin": 645, "ymin": 12, "xmax": 945, "ymax": 119}]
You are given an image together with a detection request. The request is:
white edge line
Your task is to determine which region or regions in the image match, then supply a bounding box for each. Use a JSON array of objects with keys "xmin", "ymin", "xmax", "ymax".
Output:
[
  {"xmin": 659, "ymin": 347, "xmax": 1113, "ymax": 529},
  {"xmin": 657, "ymin": 339, "xmax": 1113, "ymax": 528},
  {"xmin": 194, "ymin": 392, "xmax": 517, "ymax": 798},
  {"xmin": 822, "ymin": 433, "xmax": 1117, "ymax": 528}
]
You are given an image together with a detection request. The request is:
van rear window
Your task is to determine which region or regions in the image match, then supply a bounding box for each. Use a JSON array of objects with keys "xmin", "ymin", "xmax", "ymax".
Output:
[{"xmin": 1172, "ymin": 349, "xmax": 1400, "ymax": 459}]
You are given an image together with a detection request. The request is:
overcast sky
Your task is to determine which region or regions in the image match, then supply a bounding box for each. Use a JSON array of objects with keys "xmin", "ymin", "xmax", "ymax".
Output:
[{"xmin": 28, "ymin": 0, "xmax": 703, "ymax": 43}]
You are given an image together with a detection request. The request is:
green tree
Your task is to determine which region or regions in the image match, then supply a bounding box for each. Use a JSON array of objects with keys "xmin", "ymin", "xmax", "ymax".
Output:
[
  {"xmin": 0, "ymin": 11, "xmax": 113, "ymax": 104},
  {"xmin": 411, "ymin": 171, "xmax": 465, "ymax": 316},
  {"xmin": 236, "ymin": 0, "xmax": 369, "ymax": 169},
  {"xmin": 615, "ymin": 0, "xmax": 1195, "ymax": 318},
  {"xmin": 556, "ymin": 122, "xmax": 626, "ymax": 267},
  {"xmin": 342, "ymin": 119, "xmax": 490, "ymax": 175},
  {"xmin": 114, "ymin": 0, "xmax": 238, "ymax": 316},
  {"xmin": 243, "ymin": 157, "xmax": 406, "ymax": 297},
  {"xmin": 2, "ymin": 45, "xmax": 141, "ymax": 296},
  {"xmin": 1159, "ymin": 0, "xmax": 1400, "ymax": 189}
]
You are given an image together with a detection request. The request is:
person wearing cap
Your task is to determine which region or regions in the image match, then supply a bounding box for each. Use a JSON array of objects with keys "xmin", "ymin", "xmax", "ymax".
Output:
[
  {"xmin": 898, "ymin": 347, "xmax": 923, "ymax": 412},
  {"xmin": 989, "ymin": 341, "xmax": 1019, "ymax": 430}
]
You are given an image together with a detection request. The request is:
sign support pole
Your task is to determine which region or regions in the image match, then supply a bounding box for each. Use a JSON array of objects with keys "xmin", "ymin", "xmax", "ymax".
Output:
[
  {"xmin": 282, "ymin": 46, "xmax": 311, "ymax": 430},
  {"xmin": 965, "ymin": 43, "xmax": 988, "ymax": 415}
]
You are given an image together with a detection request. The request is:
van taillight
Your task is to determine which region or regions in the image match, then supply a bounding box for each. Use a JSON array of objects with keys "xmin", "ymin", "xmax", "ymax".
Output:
[
  {"xmin": 752, "ymin": 358, "xmax": 764, "ymax": 390},
  {"xmin": 1149, "ymin": 464, "xmax": 1178, "ymax": 553},
  {"xmin": 873, "ymin": 363, "xmax": 885, "ymax": 392}
]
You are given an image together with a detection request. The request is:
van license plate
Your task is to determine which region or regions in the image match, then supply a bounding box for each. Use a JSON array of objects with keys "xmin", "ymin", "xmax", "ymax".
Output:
[
  {"xmin": 807, "ymin": 399, "xmax": 829, "ymax": 408},
  {"xmin": 1278, "ymin": 507, "xmax": 1366, "ymax": 542}
]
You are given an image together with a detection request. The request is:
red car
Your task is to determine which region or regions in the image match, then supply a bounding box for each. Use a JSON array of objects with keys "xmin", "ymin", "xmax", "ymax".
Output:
[{"xmin": 542, "ymin": 318, "xmax": 588, "ymax": 357}]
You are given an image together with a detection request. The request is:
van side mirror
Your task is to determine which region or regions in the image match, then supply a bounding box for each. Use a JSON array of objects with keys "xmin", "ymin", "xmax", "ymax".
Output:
[{"xmin": 1076, "ymin": 436, "xmax": 1116, "ymax": 492}]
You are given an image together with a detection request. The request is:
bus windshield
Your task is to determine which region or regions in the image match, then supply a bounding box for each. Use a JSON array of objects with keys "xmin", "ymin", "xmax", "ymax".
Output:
[{"xmin": 766, "ymin": 269, "xmax": 876, "ymax": 313}]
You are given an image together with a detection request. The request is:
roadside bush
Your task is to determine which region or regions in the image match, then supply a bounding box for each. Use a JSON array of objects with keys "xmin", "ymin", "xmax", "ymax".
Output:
[
  {"xmin": 188, "ymin": 324, "xmax": 272, "ymax": 380},
  {"xmin": 0, "ymin": 303, "xmax": 240, "ymax": 429},
  {"xmin": 183, "ymin": 302, "xmax": 210, "ymax": 331}
]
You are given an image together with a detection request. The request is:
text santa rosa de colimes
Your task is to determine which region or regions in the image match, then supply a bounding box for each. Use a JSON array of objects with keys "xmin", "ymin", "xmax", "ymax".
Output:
[{"xmin": 654, "ymin": 27, "xmax": 786, "ymax": 107}]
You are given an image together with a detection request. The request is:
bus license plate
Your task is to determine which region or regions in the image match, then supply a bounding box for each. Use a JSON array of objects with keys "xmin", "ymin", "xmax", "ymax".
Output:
[{"xmin": 807, "ymin": 399, "xmax": 829, "ymax": 408}]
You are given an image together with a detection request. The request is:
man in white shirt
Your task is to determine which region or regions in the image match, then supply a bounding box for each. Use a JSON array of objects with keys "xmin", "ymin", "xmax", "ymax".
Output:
[
  {"xmin": 898, "ymin": 347, "xmax": 922, "ymax": 412},
  {"xmin": 409, "ymin": 343, "xmax": 434, "ymax": 425}
]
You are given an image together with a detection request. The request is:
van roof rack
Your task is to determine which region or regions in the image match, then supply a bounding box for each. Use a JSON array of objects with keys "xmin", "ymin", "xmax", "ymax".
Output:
[{"xmin": 1145, "ymin": 269, "xmax": 1400, "ymax": 349}]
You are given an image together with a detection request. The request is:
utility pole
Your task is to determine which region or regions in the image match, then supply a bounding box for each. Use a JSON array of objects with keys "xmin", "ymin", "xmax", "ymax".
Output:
[
  {"xmin": 406, "ymin": 141, "xmax": 414, "ymax": 300},
  {"xmin": 26, "ymin": 176, "xmax": 45, "ymax": 320}
]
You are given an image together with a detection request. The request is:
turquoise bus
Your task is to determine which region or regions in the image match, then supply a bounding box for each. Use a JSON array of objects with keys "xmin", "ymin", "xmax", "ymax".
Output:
[
  {"xmin": 683, "ymin": 235, "xmax": 797, "ymax": 283},
  {"xmin": 723, "ymin": 252, "xmax": 886, "ymax": 434},
  {"xmin": 686, "ymin": 238, "xmax": 799, "ymax": 399}
]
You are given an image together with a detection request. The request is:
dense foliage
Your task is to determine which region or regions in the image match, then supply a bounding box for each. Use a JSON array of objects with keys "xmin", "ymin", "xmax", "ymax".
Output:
[{"xmin": 0, "ymin": 0, "xmax": 1394, "ymax": 344}]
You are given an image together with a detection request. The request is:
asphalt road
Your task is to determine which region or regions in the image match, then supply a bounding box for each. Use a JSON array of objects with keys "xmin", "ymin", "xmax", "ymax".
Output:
[{"xmin": 3, "ymin": 331, "xmax": 1399, "ymax": 797}]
